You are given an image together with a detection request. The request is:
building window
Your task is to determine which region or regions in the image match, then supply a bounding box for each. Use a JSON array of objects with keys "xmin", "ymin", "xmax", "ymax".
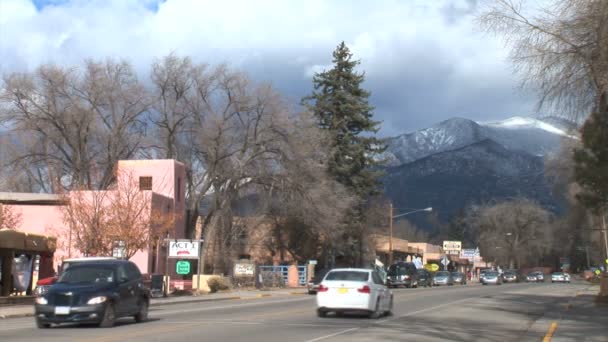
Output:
[
  {"xmin": 139, "ymin": 176, "xmax": 152, "ymax": 191},
  {"xmin": 177, "ymin": 177, "xmax": 181, "ymax": 202}
]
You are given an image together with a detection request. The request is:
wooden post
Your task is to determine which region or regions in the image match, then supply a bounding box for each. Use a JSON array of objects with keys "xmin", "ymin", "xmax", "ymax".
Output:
[{"xmin": 389, "ymin": 203, "xmax": 394, "ymax": 265}]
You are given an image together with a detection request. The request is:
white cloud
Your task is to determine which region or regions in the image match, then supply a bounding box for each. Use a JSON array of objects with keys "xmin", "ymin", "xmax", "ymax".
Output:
[{"xmin": 0, "ymin": 0, "xmax": 534, "ymax": 135}]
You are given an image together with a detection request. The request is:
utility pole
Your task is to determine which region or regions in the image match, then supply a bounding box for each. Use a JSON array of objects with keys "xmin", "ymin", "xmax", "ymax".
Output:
[
  {"xmin": 389, "ymin": 203, "xmax": 393, "ymax": 265},
  {"xmin": 603, "ymin": 212, "xmax": 608, "ymax": 272}
]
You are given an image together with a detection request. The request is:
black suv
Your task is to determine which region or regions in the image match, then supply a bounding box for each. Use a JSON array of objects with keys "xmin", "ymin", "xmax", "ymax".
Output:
[
  {"xmin": 34, "ymin": 259, "xmax": 150, "ymax": 328},
  {"xmin": 387, "ymin": 262, "xmax": 419, "ymax": 288}
]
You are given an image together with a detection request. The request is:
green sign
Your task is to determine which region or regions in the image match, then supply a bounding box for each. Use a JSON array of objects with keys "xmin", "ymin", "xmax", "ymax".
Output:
[{"xmin": 176, "ymin": 260, "xmax": 191, "ymax": 275}]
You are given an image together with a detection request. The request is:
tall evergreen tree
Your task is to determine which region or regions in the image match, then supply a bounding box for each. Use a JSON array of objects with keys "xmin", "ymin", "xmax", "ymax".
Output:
[
  {"xmin": 302, "ymin": 42, "xmax": 386, "ymax": 199},
  {"xmin": 302, "ymin": 42, "xmax": 386, "ymax": 266},
  {"xmin": 574, "ymin": 94, "xmax": 608, "ymax": 213}
]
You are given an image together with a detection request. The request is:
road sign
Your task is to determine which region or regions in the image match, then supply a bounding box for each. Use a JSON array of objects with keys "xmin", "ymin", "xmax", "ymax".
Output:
[
  {"xmin": 425, "ymin": 263, "xmax": 439, "ymax": 272},
  {"xmin": 441, "ymin": 256, "xmax": 449, "ymax": 266},
  {"xmin": 176, "ymin": 260, "xmax": 191, "ymax": 275}
]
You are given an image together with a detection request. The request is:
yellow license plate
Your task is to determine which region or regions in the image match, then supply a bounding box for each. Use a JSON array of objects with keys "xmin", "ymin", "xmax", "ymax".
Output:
[{"xmin": 338, "ymin": 288, "xmax": 348, "ymax": 294}]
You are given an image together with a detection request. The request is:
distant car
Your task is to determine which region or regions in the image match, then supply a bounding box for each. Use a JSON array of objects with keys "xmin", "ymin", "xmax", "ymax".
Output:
[
  {"xmin": 451, "ymin": 272, "xmax": 466, "ymax": 285},
  {"xmin": 417, "ymin": 269, "xmax": 433, "ymax": 288},
  {"xmin": 316, "ymin": 268, "xmax": 393, "ymax": 318},
  {"xmin": 534, "ymin": 271, "xmax": 545, "ymax": 282},
  {"xmin": 34, "ymin": 259, "xmax": 149, "ymax": 328},
  {"xmin": 35, "ymin": 257, "xmax": 117, "ymax": 296},
  {"xmin": 502, "ymin": 271, "xmax": 518, "ymax": 283},
  {"xmin": 432, "ymin": 271, "xmax": 454, "ymax": 286},
  {"xmin": 387, "ymin": 262, "xmax": 418, "ymax": 288},
  {"xmin": 551, "ymin": 272, "xmax": 571, "ymax": 283},
  {"xmin": 481, "ymin": 271, "xmax": 502, "ymax": 285},
  {"xmin": 307, "ymin": 269, "xmax": 329, "ymax": 295}
]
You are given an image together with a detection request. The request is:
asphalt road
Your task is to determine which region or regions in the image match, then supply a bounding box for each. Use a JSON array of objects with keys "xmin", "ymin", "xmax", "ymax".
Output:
[{"xmin": 0, "ymin": 281, "xmax": 591, "ymax": 342}]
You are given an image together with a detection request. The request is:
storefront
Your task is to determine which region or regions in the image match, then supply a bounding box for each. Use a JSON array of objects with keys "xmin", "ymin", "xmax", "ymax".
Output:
[{"xmin": 0, "ymin": 229, "xmax": 56, "ymax": 297}]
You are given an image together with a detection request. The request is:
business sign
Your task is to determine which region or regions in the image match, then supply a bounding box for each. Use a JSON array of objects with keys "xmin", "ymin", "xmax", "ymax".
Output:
[
  {"xmin": 169, "ymin": 240, "xmax": 200, "ymax": 259},
  {"xmin": 461, "ymin": 248, "xmax": 480, "ymax": 260},
  {"xmin": 234, "ymin": 263, "xmax": 255, "ymax": 276},
  {"xmin": 425, "ymin": 263, "xmax": 440, "ymax": 272},
  {"xmin": 176, "ymin": 260, "xmax": 191, "ymax": 275},
  {"xmin": 443, "ymin": 241, "xmax": 462, "ymax": 252}
]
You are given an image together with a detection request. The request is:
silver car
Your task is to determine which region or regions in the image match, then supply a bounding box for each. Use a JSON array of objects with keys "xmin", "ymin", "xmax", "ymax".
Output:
[
  {"xmin": 451, "ymin": 272, "xmax": 467, "ymax": 285},
  {"xmin": 433, "ymin": 271, "xmax": 454, "ymax": 286},
  {"xmin": 481, "ymin": 271, "xmax": 503, "ymax": 285}
]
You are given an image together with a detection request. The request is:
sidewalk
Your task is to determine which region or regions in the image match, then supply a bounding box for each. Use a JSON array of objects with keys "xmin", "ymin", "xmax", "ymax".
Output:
[
  {"xmin": 550, "ymin": 285, "xmax": 608, "ymax": 342},
  {"xmin": 0, "ymin": 288, "xmax": 309, "ymax": 319}
]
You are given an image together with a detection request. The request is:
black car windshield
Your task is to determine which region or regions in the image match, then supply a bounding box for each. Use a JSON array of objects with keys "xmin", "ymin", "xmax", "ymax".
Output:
[
  {"xmin": 325, "ymin": 271, "xmax": 369, "ymax": 282},
  {"xmin": 57, "ymin": 266, "xmax": 115, "ymax": 284},
  {"xmin": 387, "ymin": 264, "xmax": 413, "ymax": 276},
  {"xmin": 436, "ymin": 271, "xmax": 450, "ymax": 276}
]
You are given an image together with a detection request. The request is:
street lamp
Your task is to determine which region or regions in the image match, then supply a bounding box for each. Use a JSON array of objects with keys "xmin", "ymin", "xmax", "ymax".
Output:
[{"xmin": 389, "ymin": 204, "xmax": 433, "ymax": 265}]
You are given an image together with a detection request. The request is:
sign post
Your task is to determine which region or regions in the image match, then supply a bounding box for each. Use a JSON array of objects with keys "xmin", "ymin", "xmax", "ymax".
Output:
[{"xmin": 164, "ymin": 239, "xmax": 204, "ymax": 296}]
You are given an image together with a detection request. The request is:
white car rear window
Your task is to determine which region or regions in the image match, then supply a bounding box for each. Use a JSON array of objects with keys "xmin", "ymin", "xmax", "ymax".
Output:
[{"xmin": 325, "ymin": 271, "xmax": 369, "ymax": 282}]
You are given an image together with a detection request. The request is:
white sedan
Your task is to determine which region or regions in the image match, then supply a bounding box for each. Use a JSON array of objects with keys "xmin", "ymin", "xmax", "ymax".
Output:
[{"xmin": 316, "ymin": 268, "xmax": 393, "ymax": 318}]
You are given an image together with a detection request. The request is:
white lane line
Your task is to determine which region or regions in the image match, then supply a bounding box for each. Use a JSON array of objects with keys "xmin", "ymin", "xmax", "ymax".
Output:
[
  {"xmin": 378, "ymin": 297, "xmax": 471, "ymax": 324},
  {"xmin": 154, "ymin": 296, "xmax": 312, "ymax": 316},
  {"xmin": 305, "ymin": 327, "xmax": 360, "ymax": 342}
]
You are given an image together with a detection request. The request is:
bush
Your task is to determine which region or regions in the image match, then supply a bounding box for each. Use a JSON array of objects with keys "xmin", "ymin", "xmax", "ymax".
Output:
[{"xmin": 207, "ymin": 277, "xmax": 231, "ymax": 293}]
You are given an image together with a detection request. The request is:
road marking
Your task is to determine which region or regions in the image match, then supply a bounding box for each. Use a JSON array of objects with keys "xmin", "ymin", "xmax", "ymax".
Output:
[
  {"xmin": 378, "ymin": 297, "xmax": 471, "ymax": 324},
  {"xmin": 305, "ymin": 327, "xmax": 360, "ymax": 342},
  {"xmin": 154, "ymin": 296, "xmax": 311, "ymax": 316},
  {"xmin": 542, "ymin": 321, "xmax": 558, "ymax": 342}
]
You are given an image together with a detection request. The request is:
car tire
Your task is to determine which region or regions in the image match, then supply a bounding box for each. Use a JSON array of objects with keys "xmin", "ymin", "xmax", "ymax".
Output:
[
  {"xmin": 36, "ymin": 318, "xmax": 50, "ymax": 329},
  {"xmin": 316, "ymin": 309, "xmax": 327, "ymax": 318},
  {"xmin": 368, "ymin": 299, "xmax": 381, "ymax": 319},
  {"xmin": 134, "ymin": 299, "xmax": 148, "ymax": 323},
  {"xmin": 99, "ymin": 302, "xmax": 116, "ymax": 328}
]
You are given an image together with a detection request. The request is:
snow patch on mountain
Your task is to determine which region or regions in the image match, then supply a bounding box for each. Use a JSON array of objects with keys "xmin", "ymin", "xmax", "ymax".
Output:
[{"xmin": 481, "ymin": 116, "xmax": 576, "ymax": 138}]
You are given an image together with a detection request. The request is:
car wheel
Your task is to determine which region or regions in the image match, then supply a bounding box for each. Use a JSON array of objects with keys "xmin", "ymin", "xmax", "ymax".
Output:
[
  {"xmin": 134, "ymin": 299, "xmax": 149, "ymax": 323},
  {"xmin": 99, "ymin": 302, "xmax": 116, "ymax": 328},
  {"xmin": 368, "ymin": 299, "xmax": 381, "ymax": 319},
  {"xmin": 35, "ymin": 318, "xmax": 50, "ymax": 329},
  {"xmin": 316, "ymin": 309, "xmax": 327, "ymax": 318}
]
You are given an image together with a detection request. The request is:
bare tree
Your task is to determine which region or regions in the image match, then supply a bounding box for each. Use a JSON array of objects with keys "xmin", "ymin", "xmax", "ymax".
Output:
[
  {"xmin": 60, "ymin": 190, "xmax": 112, "ymax": 257},
  {"xmin": 478, "ymin": 0, "xmax": 608, "ymax": 120},
  {"xmin": 0, "ymin": 59, "xmax": 149, "ymax": 191},
  {"xmin": 0, "ymin": 204, "xmax": 22, "ymax": 230},
  {"xmin": 467, "ymin": 198, "xmax": 552, "ymax": 268},
  {"xmin": 106, "ymin": 169, "xmax": 178, "ymax": 259}
]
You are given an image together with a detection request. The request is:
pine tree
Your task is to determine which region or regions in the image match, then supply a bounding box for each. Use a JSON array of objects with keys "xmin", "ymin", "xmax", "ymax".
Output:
[
  {"xmin": 302, "ymin": 42, "xmax": 386, "ymax": 266},
  {"xmin": 574, "ymin": 94, "xmax": 608, "ymax": 212},
  {"xmin": 302, "ymin": 42, "xmax": 386, "ymax": 198}
]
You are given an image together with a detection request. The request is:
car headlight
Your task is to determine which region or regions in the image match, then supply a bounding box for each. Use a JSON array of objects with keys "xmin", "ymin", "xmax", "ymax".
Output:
[
  {"xmin": 87, "ymin": 296, "xmax": 107, "ymax": 305},
  {"xmin": 35, "ymin": 297, "xmax": 48, "ymax": 305}
]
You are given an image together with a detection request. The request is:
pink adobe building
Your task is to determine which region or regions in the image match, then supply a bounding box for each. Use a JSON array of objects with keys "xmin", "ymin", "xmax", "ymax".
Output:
[{"xmin": 0, "ymin": 159, "xmax": 186, "ymax": 276}]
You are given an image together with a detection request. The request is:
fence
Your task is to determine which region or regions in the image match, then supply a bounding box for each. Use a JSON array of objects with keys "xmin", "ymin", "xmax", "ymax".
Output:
[{"xmin": 258, "ymin": 265, "xmax": 308, "ymax": 287}]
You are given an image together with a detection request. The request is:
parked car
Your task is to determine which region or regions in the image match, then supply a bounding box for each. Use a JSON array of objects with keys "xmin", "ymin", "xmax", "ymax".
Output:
[
  {"xmin": 432, "ymin": 271, "xmax": 454, "ymax": 286},
  {"xmin": 526, "ymin": 272, "xmax": 539, "ymax": 282},
  {"xmin": 451, "ymin": 272, "xmax": 466, "ymax": 285},
  {"xmin": 532, "ymin": 271, "xmax": 545, "ymax": 282},
  {"xmin": 417, "ymin": 269, "xmax": 433, "ymax": 288},
  {"xmin": 307, "ymin": 269, "xmax": 329, "ymax": 295},
  {"xmin": 386, "ymin": 262, "xmax": 419, "ymax": 288},
  {"xmin": 551, "ymin": 272, "xmax": 571, "ymax": 283},
  {"xmin": 35, "ymin": 257, "xmax": 117, "ymax": 296},
  {"xmin": 481, "ymin": 271, "xmax": 503, "ymax": 285},
  {"xmin": 34, "ymin": 259, "xmax": 150, "ymax": 328},
  {"xmin": 316, "ymin": 268, "xmax": 393, "ymax": 318},
  {"xmin": 502, "ymin": 271, "xmax": 519, "ymax": 283}
]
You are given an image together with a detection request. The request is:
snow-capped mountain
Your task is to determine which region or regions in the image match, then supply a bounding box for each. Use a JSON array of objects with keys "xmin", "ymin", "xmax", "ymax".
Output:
[
  {"xmin": 381, "ymin": 116, "xmax": 575, "ymax": 231},
  {"xmin": 384, "ymin": 116, "xmax": 577, "ymax": 166}
]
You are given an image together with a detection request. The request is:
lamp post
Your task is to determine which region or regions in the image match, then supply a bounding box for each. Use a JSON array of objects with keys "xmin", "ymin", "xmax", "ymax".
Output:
[{"xmin": 388, "ymin": 204, "xmax": 432, "ymax": 265}]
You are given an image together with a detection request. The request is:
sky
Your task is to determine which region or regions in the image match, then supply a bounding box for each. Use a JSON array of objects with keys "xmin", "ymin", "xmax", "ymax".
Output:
[{"xmin": 0, "ymin": 0, "xmax": 537, "ymax": 136}]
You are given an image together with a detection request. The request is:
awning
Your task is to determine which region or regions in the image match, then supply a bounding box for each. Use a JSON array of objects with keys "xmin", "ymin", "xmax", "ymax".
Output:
[{"xmin": 0, "ymin": 228, "xmax": 56, "ymax": 253}]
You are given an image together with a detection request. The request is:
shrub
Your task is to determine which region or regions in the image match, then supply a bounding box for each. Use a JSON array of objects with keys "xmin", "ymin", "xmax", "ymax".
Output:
[{"xmin": 207, "ymin": 276, "xmax": 231, "ymax": 293}]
